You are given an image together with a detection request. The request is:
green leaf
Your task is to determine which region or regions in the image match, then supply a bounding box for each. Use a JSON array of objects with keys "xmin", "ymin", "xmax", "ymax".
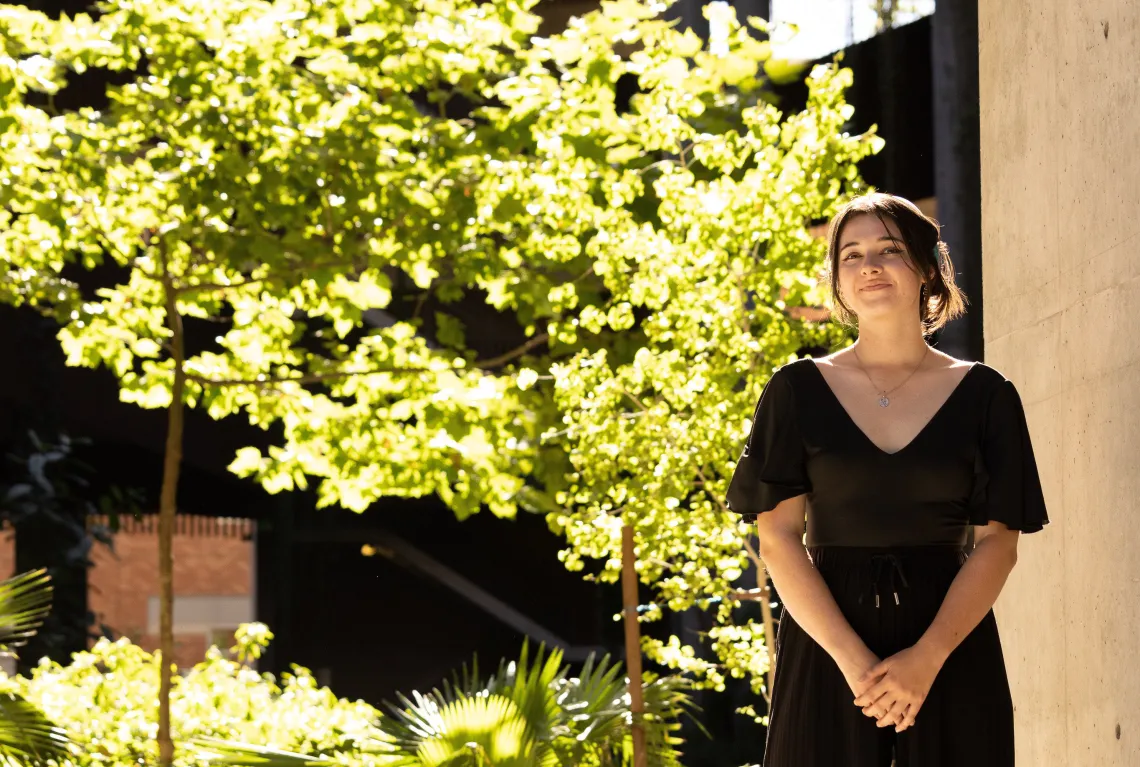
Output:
[
  {"xmin": 0, "ymin": 570, "xmax": 52, "ymax": 650},
  {"xmin": 1, "ymin": 0, "xmax": 877, "ymax": 705},
  {"xmin": 435, "ymin": 313, "xmax": 466, "ymax": 349},
  {"xmin": 764, "ymin": 56, "xmax": 808, "ymax": 85},
  {"xmin": 0, "ymin": 692, "xmax": 73, "ymax": 767}
]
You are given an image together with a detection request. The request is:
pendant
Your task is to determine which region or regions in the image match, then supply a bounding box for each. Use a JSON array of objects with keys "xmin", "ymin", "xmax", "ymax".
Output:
[{"xmin": 878, "ymin": 395, "xmax": 890, "ymax": 408}]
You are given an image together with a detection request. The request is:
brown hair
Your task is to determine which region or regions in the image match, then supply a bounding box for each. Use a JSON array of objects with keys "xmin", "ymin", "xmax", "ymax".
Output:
[{"xmin": 823, "ymin": 192, "xmax": 967, "ymax": 336}]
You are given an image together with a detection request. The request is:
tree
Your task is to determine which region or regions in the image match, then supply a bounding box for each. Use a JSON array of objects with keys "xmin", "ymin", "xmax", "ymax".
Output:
[
  {"xmin": 1, "ymin": 0, "xmax": 878, "ymax": 754},
  {"xmin": 480, "ymin": 2, "xmax": 878, "ymax": 701},
  {"xmin": 2, "ymin": 0, "xmax": 554, "ymax": 761},
  {"xmin": 871, "ymin": 0, "xmax": 923, "ymax": 32}
]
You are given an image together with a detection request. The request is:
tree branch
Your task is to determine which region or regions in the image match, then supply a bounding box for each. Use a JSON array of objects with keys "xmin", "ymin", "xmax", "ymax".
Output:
[
  {"xmin": 618, "ymin": 385, "xmax": 651, "ymax": 413},
  {"xmin": 741, "ymin": 533, "xmax": 778, "ymax": 704},
  {"xmin": 184, "ymin": 333, "xmax": 550, "ymax": 388},
  {"xmin": 473, "ymin": 332, "xmax": 549, "ymax": 369},
  {"xmin": 184, "ymin": 368, "xmax": 422, "ymax": 388},
  {"xmin": 170, "ymin": 256, "xmax": 362, "ymax": 297},
  {"xmin": 571, "ymin": 265, "xmax": 596, "ymax": 284}
]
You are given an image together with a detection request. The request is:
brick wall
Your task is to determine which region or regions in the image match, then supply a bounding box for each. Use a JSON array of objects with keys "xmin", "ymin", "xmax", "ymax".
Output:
[
  {"xmin": 0, "ymin": 530, "xmax": 12, "ymax": 579},
  {"xmin": 0, "ymin": 517, "xmax": 254, "ymax": 670}
]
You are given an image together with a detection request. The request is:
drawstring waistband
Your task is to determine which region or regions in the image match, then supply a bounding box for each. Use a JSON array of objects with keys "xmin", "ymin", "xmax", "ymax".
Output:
[
  {"xmin": 860, "ymin": 553, "xmax": 910, "ymax": 608},
  {"xmin": 809, "ymin": 545, "xmax": 964, "ymax": 611}
]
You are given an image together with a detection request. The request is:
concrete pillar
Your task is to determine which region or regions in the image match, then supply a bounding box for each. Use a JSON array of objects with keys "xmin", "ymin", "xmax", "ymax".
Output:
[{"xmin": 979, "ymin": 1, "xmax": 1140, "ymax": 764}]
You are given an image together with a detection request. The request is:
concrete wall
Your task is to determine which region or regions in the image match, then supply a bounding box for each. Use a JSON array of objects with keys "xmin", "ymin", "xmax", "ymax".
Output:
[{"xmin": 979, "ymin": 1, "xmax": 1140, "ymax": 764}]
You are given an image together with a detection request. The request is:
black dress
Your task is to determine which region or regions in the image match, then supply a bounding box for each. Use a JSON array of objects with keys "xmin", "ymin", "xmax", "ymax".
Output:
[{"xmin": 725, "ymin": 357, "xmax": 1049, "ymax": 767}]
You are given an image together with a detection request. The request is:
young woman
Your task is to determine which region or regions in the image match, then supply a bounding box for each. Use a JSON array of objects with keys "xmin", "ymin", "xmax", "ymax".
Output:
[{"xmin": 726, "ymin": 193, "xmax": 1048, "ymax": 766}]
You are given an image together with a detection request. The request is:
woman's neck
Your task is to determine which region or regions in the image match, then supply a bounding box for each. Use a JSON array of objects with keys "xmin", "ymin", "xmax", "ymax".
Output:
[{"xmin": 849, "ymin": 323, "xmax": 930, "ymax": 369}]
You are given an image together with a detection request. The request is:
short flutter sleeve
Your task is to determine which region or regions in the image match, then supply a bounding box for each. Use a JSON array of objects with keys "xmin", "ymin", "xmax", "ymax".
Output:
[
  {"xmin": 725, "ymin": 368, "xmax": 811, "ymax": 523},
  {"xmin": 969, "ymin": 378, "xmax": 1050, "ymax": 533}
]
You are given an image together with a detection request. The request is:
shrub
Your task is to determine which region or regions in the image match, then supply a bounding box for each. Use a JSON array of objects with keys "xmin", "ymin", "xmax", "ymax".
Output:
[{"xmin": 2, "ymin": 624, "xmax": 385, "ymax": 767}]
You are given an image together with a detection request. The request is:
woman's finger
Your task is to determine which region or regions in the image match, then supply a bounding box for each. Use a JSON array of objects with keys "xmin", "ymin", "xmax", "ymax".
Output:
[
  {"xmin": 895, "ymin": 706, "xmax": 917, "ymax": 733},
  {"xmin": 858, "ymin": 660, "xmax": 890, "ymax": 686},
  {"xmin": 853, "ymin": 678, "xmax": 893, "ymax": 708},
  {"xmin": 862, "ymin": 692, "xmax": 899, "ymax": 720},
  {"xmin": 852, "ymin": 670, "xmax": 887, "ymax": 699},
  {"xmin": 877, "ymin": 699, "xmax": 909, "ymax": 729}
]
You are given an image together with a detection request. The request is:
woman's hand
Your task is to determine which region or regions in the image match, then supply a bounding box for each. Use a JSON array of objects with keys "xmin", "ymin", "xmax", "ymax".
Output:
[
  {"xmin": 852, "ymin": 643, "xmax": 946, "ymax": 732},
  {"xmin": 838, "ymin": 647, "xmax": 883, "ymax": 698}
]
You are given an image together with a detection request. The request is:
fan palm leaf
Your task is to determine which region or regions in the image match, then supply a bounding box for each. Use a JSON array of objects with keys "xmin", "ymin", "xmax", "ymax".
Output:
[
  {"xmin": 0, "ymin": 570, "xmax": 72, "ymax": 767},
  {"xmin": 483, "ymin": 644, "xmax": 564, "ymax": 746},
  {"xmin": 0, "ymin": 565, "xmax": 72, "ymax": 765},
  {"xmin": 197, "ymin": 642, "xmax": 698, "ymax": 767},
  {"xmin": 414, "ymin": 694, "xmax": 542, "ymax": 767},
  {"xmin": 0, "ymin": 570, "xmax": 52, "ymax": 650},
  {"xmin": 553, "ymin": 652, "xmax": 698, "ymax": 767},
  {"xmin": 0, "ymin": 692, "xmax": 72, "ymax": 767},
  {"xmin": 189, "ymin": 738, "xmax": 341, "ymax": 767}
]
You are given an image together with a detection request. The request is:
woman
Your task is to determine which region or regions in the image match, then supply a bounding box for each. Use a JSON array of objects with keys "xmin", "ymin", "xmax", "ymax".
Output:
[{"xmin": 725, "ymin": 193, "xmax": 1048, "ymax": 766}]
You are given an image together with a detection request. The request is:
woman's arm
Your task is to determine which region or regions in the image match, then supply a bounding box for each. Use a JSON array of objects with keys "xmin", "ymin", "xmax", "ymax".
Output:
[
  {"xmin": 756, "ymin": 495, "xmax": 881, "ymax": 693},
  {"xmin": 853, "ymin": 521, "xmax": 1020, "ymax": 731},
  {"xmin": 917, "ymin": 523, "xmax": 1020, "ymax": 660}
]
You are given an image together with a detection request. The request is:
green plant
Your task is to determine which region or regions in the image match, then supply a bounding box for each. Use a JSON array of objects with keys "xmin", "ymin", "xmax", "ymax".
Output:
[
  {"xmin": 2, "ymin": 0, "xmax": 877, "ymax": 739},
  {"xmin": 0, "ymin": 569, "xmax": 72, "ymax": 766},
  {"xmin": 194, "ymin": 642, "xmax": 698, "ymax": 767},
  {"xmin": 384, "ymin": 643, "xmax": 695, "ymax": 766},
  {"xmin": 6, "ymin": 624, "xmax": 384, "ymax": 767}
]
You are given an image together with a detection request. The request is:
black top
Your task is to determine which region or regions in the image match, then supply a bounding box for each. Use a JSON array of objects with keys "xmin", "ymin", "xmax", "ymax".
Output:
[{"xmin": 725, "ymin": 358, "xmax": 1049, "ymax": 547}]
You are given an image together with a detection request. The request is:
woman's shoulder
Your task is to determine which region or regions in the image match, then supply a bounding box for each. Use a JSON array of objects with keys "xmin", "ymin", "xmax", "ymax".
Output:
[
  {"xmin": 770, "ymin": 354, "xmax": 1016, "ymax": 385},
  {"xmin": 906, "ymin": 351, "xmax": 1012, "ymax": 391},
  {"xmin": 771, "ymin": 356, "xmax": 819, "ymax": 384},
  {"xmin": 966, "ymin": 360, "xmax": 1018, "ymax": 392}
]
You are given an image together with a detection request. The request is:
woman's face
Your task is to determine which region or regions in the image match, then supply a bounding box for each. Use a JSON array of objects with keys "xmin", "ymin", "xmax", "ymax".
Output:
[{"xmin": 835, "ymin": 214, "xmax": 924, "ymax": 324}]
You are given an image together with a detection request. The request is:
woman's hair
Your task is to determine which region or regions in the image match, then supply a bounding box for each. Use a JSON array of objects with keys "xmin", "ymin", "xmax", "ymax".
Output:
[{"xmin": 823, "ymin": 193, "xmax": 967, "ymax": 336}]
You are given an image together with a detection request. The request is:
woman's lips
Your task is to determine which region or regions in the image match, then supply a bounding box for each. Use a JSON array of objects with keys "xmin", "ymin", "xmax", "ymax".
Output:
[{"xmin": 861, "ymin": 283, "xmax": 890, "ymax": 291}]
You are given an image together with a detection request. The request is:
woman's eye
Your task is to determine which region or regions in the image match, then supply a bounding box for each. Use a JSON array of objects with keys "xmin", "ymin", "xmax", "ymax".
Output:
[
  {"xmin": 843, "ymin": 252, "xmax": 861, "ymax": 261},
  {"xmin": 881, "ymin": 247, "xmax": 902, "ymax": 255}
]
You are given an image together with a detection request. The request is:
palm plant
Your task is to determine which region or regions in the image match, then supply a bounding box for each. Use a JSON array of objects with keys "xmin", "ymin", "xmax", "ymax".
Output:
[
  {"xmin": 195, "ymin": 643, "xmax": 699, "ymax": 767},
  {"xmin": 0, "ymin": 568, "xmax": 72, "ymax": 766}
]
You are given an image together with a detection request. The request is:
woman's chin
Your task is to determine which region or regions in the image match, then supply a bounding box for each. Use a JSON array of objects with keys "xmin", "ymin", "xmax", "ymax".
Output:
[{"xmin": 851, "ymin": 299, "xmax": 911, "ymax": 321}]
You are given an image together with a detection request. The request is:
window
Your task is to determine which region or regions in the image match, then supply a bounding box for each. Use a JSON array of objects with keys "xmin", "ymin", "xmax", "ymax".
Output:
[{"xmin": 146, "ymin": 595, "xmax": 253, "ymax": 635}]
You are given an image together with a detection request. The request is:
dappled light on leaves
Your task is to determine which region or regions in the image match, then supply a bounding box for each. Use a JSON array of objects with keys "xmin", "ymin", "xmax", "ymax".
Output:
[{"xmin": 0, "ymin": 0, "xmax": 877, "ymax": 701}]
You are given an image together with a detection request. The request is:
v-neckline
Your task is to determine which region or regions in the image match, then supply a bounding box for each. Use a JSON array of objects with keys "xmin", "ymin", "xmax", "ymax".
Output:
[{"xmin": 806, "ymin": 359, "xmax": 980, "ymax": 457}]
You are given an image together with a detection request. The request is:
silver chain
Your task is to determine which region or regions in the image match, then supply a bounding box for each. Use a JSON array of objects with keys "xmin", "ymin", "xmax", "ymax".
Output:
[{"xmin": 851, "ymin": 345, "xmax": 929, "ymax": 407}]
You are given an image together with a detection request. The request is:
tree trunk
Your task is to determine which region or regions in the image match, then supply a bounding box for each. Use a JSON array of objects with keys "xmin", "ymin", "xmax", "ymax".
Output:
[
  {"xmin": 758, "ymin": 574, "xmax": 777, "ymax": 698},
  {"xmin": 620, "ymin": 525, "xmax": 647, "ymax": 767},
  {"xmin": 157, "ymin": 256, "xmax": 186, "ymax": 767}
]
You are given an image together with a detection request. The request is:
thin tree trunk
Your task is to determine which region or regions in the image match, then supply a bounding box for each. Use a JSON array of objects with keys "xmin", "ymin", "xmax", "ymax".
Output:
[
  {"xmin": 157, "ymin": 249, "xmax": 185, "ymax": 767},
  {"xmin": 620, "ymin": 525, "xmax": 647, "ymax": 767},
  {"xmin": 740, "ymin": 537, "xmax": 778, "ymax": 702},
  {"xmin": 758, "ymin": 575, "xmax": 777, "ymax": 698}
]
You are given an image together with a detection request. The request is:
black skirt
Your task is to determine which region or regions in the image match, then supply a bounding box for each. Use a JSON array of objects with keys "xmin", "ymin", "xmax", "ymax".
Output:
[{"xmin": 762, "ymin": 546, "xmax": 1014, "ymax": 767}]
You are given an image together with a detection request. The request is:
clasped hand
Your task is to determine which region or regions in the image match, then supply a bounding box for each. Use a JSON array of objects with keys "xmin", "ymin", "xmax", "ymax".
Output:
[{"xmin": 851, "ymin": 644, "xmax": 944, "ymax": 733}]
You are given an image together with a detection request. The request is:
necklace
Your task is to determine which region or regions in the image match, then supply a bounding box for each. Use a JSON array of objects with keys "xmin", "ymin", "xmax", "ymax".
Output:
[{"xmin": 851, "ymin": 345, "xmax": 929, "ymax": 408}]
